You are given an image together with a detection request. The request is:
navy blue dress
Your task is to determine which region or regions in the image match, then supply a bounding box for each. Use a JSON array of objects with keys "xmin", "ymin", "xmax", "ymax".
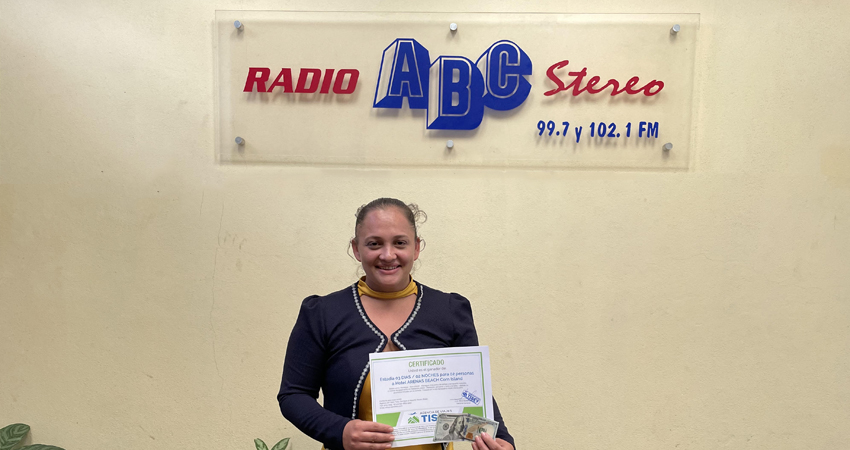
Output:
[{"xmin": 278, "ymin": 282, "xmax": 515, "ymax": 450}]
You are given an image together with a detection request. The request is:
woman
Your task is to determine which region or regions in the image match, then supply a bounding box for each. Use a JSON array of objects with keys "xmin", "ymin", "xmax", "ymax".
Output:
[{"xmin": 278, "ymin": 198, "xmax": 515, "ymax": 450}]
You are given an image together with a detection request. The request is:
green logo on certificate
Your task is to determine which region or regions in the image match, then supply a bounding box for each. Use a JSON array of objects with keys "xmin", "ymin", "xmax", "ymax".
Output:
[{"xmin": 407, "ymin": 416, "xmax": 420, "ymax": 424}]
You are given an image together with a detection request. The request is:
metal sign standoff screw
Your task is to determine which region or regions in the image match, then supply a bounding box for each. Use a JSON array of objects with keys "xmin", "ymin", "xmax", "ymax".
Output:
[
  {"xmin": 663, "ymin": 142, "xmax": 673, "ymax": 151},
  {"xmin": 235, "ymin": 136, "xmax": 245, "ymax": 145},
  {"xmin": 234, "ymin": 20, "xmax": 244, "ymax": 31},
  {"xmin": 446, "ymin": 140, "xmax": 454, "ymax": 149},
  {"xmin": 449, "ymin": 23, "xmax": 458, "ymax": 31},
  {"xmin": 671, "ymin": 24, "xmax": 680, "ymax": 34}
]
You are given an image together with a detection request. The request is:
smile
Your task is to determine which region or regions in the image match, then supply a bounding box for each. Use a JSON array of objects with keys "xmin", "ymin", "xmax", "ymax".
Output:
[{"xmin": 378, "ymin": 265, "xmax": 401, "ymax": 270}]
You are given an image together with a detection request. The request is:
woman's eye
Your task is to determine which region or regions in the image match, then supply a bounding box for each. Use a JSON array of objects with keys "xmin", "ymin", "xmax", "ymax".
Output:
[{"xmin": 396, "ymin": 241, "xmax": 408, "ymax": 246}]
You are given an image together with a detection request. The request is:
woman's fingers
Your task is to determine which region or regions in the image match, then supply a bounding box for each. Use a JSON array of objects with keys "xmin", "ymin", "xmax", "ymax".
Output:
[
  {"xmin": 352, "ymin": 437, "xmax": 392, "ymax": 450},
  {"xmin": 356, "ymin": 443, "xmax": 391, "ymax": 450},
  {"xmin": 480, "ymin": 432, "xmax": 498, "ymax": 447},
  {"xmin": 357, "ymin": 421, "xmax": 394, "ymax": 434},
  {"xmin": 351, "ymin": 420, "xmax": 394, "ymax": 450},
  {"xmin": 473, "ymin": 435, "xmax": 488, "ymax": 450},
  {"xmin": 344, "ymin": 420, "xmax": 396, "ymax": 450},
  {"xmin": 473, "ymin": 432, "xmax": 510, "ymax": 450},
  {"xmin": 360, "ymin": 431, "xmax": 395, "ymax": 443}
]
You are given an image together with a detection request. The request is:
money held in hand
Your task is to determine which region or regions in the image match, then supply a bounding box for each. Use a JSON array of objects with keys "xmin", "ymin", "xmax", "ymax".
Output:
[
  {"xmin": 433, "ymin": 413, "xmax": 499, "ymax": 443},
  {"xmin": 433, "ymin": 414, "xmax": 467, "ymax": 442},
  {"xmin": 464, "ymin": 415, "xmax": 499, "ymax": 441}
]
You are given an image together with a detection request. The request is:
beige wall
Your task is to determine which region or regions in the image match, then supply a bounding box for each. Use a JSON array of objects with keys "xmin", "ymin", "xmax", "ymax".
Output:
[{"xmin": 1, "ymin": 1, "xmax": 848, "ymax": 449}]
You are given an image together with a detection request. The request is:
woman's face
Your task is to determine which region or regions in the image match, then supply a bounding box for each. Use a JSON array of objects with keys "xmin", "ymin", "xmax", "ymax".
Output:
[{"xmin": 352, "ymin": 207, "xmax": 421, "ymax": 292}]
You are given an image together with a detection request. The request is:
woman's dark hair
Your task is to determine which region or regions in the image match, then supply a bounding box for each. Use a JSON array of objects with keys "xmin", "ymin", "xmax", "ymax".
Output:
[{"xmin": 353, "ymin": 198, "xmax": 427, "ymax": 243}]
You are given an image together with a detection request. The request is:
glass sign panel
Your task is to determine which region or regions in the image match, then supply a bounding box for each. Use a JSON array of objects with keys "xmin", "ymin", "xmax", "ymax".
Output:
[{"xmin": 215, "ymin": 12, "xmax": 699, "ymax": 169}]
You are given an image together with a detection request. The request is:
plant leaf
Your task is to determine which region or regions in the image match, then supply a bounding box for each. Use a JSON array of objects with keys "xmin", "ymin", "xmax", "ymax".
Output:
[
  {"xmin": 254, "ymin": 438, "xmax": 269, "ymax": 450},
  {"xmin": 0, "ymin": 424, "xmax": 31, "ymax": 450},
  {"xmin": 271, "ymin": 437, "xmax": 290, "ymax": 450},
  {"xmin": 18, "ymin": 446, "xmax": 65, "ymax": 450}
]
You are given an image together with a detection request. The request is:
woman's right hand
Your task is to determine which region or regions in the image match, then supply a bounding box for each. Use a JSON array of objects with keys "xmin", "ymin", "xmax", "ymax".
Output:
[{"xmin": 342, "ymin": 420, "xmax": 395, "ymax": 450}]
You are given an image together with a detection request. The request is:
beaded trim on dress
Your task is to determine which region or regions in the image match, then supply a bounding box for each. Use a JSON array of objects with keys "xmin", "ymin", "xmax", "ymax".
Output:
[
  {"xmin": 391, "ymin": 284, "xmax": 424, "ymax": 351},
  {"xmin": 351, "ymin": 283, "xmax": 386, "ymax": 419},
  {"xmin": 349, "ymin": 282, "xmax": 424, "ymax": 419}
]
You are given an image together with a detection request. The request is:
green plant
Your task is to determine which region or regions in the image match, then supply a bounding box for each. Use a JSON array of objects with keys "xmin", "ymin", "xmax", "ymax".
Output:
[
  {"xmin": 254, "ymin": 437, "xmax": 289, "ymax": 450},
  {"xmin": 0, "ymin": 424, "xmax": 64, "ymax": 450}
]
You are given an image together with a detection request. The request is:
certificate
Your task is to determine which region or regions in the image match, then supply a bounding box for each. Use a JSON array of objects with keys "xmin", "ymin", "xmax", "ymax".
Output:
[{"xmin": 369, "ymin": 346, "xmax": 493, "ymax": 448}]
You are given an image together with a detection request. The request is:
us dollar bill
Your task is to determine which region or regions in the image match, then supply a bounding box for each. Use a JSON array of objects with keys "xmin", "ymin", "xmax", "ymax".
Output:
[
  {"xmin": 433, "ymin": 413, "xmax": 499, "ymax": 442},
  {"xmin": 433, "ymin": 413, "xmax": 468, "ymax": 442},
  {"xmin": 463, "ymin": 415, "xmax": 499, "ymax": 441}
]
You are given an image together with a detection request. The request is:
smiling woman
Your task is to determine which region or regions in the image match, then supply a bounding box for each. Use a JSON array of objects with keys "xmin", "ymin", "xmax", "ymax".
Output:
[
  {"xmin": 351, "ymin": 199, "xmax": 423, "ymax": 293},
  {"xmin": 277, "ymin": 198, "xmax": 516, "ymax": 450}
]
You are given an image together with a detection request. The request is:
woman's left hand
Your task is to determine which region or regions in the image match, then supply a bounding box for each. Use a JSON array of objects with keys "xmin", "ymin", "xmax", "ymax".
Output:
[{"xmin": 471, "ymin": 433, "xmax": 514, "ymax": 450}]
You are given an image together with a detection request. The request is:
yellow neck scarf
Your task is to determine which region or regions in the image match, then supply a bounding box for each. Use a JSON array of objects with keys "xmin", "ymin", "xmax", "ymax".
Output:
[
  {"xmin": 357, "ymin": 276, "xmax": 418, "ymax": 299},
  {"xmin": 353, "ymin": 277, "xmax": 445, "ymax": 450}
]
